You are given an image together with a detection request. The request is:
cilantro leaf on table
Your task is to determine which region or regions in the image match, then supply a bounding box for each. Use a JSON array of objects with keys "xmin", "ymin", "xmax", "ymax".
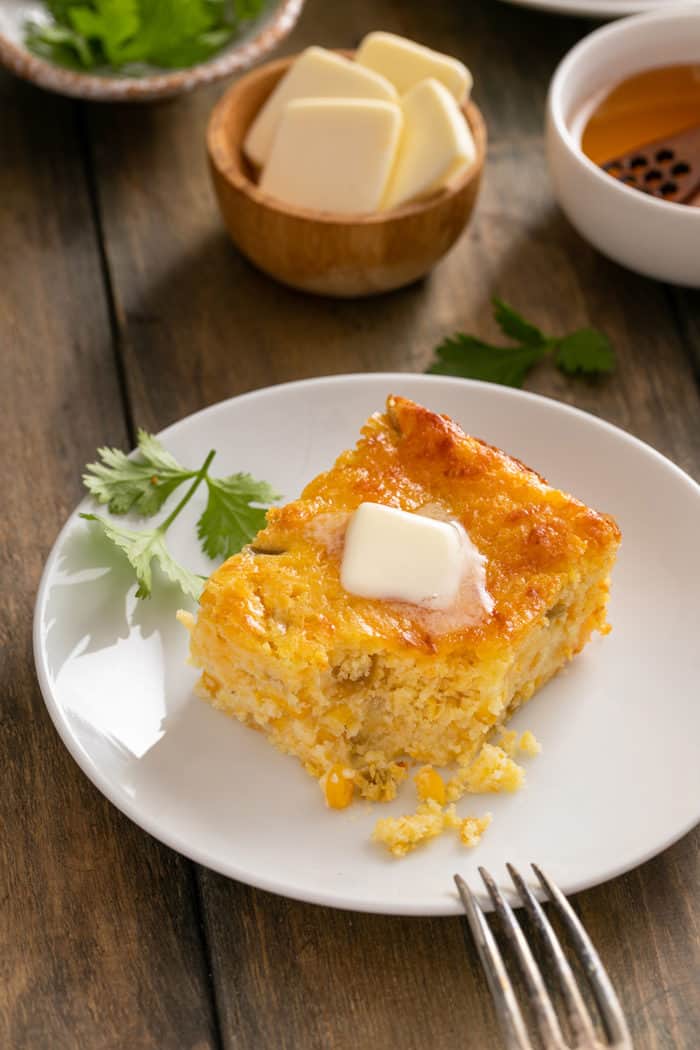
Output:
[
  {"xmin": 555, "ymin": 328, "xmax": 616, "ymax": 375},
  {"xmin": 492, "ymin": 298, "xmax": 545, "ymax": 348},
  {"xmin": 80, "ymin": 514, "xmax": 204, "ymax": 601},
  {"xmin": 83, "ymin": 429, "xmax": 194, "ymax": 517},
  {"xmin": 198, "ymin": 474, "xmax": 281, "ymax": 560},
  {"xmin": 429, "ymin": 334, "xmax": 547, "ymax": 389},
  {"xmin": 427, "ymin": 299, "xmax": 615, "ymax": 388}
]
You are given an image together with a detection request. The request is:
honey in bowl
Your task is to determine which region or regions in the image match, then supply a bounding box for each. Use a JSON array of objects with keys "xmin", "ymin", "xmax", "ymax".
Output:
[{"xmin": 581, "ymin": 64, "xmax": 700, "ymax": 206}]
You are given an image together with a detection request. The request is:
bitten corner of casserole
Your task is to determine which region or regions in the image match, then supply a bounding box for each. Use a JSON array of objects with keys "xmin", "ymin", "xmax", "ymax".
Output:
[{"xmin": 183, "ymin": 394, "xmax": 621, "ymax": 809}]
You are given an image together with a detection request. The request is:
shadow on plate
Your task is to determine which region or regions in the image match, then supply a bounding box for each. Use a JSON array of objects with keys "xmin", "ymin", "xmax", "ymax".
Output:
[{"xmin": 43, "ymin": 519, "xmax": 196, "ymax": 679}]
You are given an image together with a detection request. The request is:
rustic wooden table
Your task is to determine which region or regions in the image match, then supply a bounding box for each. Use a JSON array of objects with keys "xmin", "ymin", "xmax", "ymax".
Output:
[{"xmin": 2, "ymin": 1, "xmax": 699, "ymax": 1047}]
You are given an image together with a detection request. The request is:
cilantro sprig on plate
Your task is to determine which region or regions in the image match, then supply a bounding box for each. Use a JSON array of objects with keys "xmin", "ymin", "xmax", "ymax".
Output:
[
  {"xmin": 427, "ymin": 299, "xmax": 616, "ymax": 388},
  {"xmin": 26, "ymin": 0, "xmax": 265, "ymax": 72},
  {"xmin": 81, "ymin": 431, "xmax": 278, "ymax": 601}
]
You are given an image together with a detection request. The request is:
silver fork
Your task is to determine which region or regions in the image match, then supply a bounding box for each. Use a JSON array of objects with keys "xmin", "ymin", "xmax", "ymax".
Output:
[{"xmin": 454, "ymin": 865, "xmax": 633, "ymax": 1050}]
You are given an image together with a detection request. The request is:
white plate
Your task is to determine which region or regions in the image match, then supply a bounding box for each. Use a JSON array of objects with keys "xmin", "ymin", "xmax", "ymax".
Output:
[
  {"xmin": 498, "ymin": 0, "xmax": 695, "ymax": 19},
  {"xmin": 34, "ymin": 375, "xmax": 700, "ymax": 916}
]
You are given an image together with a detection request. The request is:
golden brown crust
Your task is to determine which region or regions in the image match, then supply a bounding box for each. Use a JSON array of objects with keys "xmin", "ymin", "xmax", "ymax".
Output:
[{"xmin": 199, "ymin": 396, "xmax": 620, "ymax": 657}]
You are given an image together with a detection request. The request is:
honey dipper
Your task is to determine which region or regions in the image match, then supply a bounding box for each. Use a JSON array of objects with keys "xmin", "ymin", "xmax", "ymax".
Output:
[{"xmin": 600, "ymin": 123, "xmax": 700, "ymax": 205}]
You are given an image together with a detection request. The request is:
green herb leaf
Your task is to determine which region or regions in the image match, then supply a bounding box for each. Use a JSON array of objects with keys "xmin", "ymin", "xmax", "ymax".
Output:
[
  {"xmin": 68, "ymin": 0, "xmax": 139, "ymax": 65},
  {"xmin": 554, "ymin": 328, "xmax": 616, "ymax": 376},
  {"xmin": 81, "ymin": 432, "xmax": 278, "ymax": 601},
  {"xmin": 231, "ymin": 0, "xmax": 265, "ymax": 17},
  {"xmin": 428, "ymin": 334, "xmax": 546, "ymax": 389},
  {"xmin": 81, "ymin": 514, "xmax": 203, "ymax": 601},
  {"xmin": 492, "ymin": 298, "xmax": 544, "ymax": 348},
  {"xmin": 82, "ymin": 429, "xmax": 194, "ymax": 517},
  {"xmin": 198, "ymin": 474, "xmax": 280, "ymax": 560},
  {"xmin": 118, "ymin": 0, "xmax": 215, "ymax": 67},
  {"xmin": 426, "ymin": 299, "xmax": 615, "ymax": 388},
  {"xmin": 26, "ymin": 0, "xmax": 266, "ymax": 71},
  {"xmin": 25, "ymin": 21, "xmax": 95, "ymax": 67}
]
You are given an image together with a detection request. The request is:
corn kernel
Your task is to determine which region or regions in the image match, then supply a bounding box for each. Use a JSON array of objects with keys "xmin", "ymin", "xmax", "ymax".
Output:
[
  {"xmin": 324, "ymin": 764, "xmax": 354, "ymax": 809},
  {"xmin": 414, "ymin": 765, "xmax": 446, "ymax": 805}
]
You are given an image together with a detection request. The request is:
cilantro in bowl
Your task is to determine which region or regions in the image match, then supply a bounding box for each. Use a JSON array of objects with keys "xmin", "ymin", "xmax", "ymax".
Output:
[{"xmin": 25, "ymin": 0, "xmax": 265, "ymax": 72}]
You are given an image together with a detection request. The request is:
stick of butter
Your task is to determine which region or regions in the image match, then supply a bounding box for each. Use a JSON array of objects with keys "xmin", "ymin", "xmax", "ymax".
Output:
[
  {"xmin": 356, "ymin": 31, "xmax": 472, "ymax": 104},
  {"xmin": 244, "ymin": 46, "xmax": 398, "ymax": 168},
  {"xmin": 382, "ymin": 78, "xmax": 476, "ymax": 211},
  {"xmin": 259, "ymin": 98, "xmax": 402, "ymax": 215}
]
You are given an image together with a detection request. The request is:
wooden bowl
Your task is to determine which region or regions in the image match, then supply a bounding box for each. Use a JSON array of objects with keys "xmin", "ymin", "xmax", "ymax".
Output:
[
  {"xmin": 0, "ymin": 0, "xmax": 304, "ymax": 102},
  {"xmin": 207, "ymin": 53, "xmax": 487, "ymax": 297}
]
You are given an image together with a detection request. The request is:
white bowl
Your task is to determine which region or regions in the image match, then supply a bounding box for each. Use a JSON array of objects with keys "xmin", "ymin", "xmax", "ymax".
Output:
[{"xmin": 546, "ymin": 8, "xmax": 700, "ymax": 287}]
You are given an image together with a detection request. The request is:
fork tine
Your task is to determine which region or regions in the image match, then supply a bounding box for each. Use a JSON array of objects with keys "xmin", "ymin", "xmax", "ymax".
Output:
[
  {"xmin": 479, "ymin": 867, "xmax": 566, "ymax": 1050},
  {"xmin": 454, "ymin": 874, "xmax": 535, "ymax": 1050},
  {"xmin": 507, "ymin": 863, "xmax": 598, "ymax": 1048},
  {"xmin": 532, "ymin": 865, "xmax": 632, "ymax": 1048}
]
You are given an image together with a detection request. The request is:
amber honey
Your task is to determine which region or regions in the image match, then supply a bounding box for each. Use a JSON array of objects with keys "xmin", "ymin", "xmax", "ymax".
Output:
[
  {"xmin": 582, "ymin": 64, "xmax": 700, "ymax": 164},
  {"xmin": 581, "ymin": 64, "xmax": 700, "ymax": 206}
]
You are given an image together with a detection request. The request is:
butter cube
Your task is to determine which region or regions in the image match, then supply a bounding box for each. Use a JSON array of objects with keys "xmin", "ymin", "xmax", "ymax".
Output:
[
  {"xmin": 340, "ymin": 502, "xmax": 467, "ymax": 610},
  {"xmin": 244, "ymin": 46, "xmax": 398, "ymax": 168},
  {"xmin": 259, "ymin": 99, "xmax": 402, "ymax": 215},
  {"xmin": 356, "ymin": 31, "xmax": 472, "ymax": 103},
  {"xmin": 383, "ymin": 78, "xmax": 476, "ymax": 211}
]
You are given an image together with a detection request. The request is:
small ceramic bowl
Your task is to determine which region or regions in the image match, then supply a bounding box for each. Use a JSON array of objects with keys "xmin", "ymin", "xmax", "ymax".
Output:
[
  {"xmin": 0, "ymin": 0, "xmax": 304, "ymax": 102},
  {"xmin": 547, "ymin": 8, "xmax": 700, "ymax": 288},
  {"xmin": 206, "ymin": 52, "xmax": 486, "ymax": 297}
]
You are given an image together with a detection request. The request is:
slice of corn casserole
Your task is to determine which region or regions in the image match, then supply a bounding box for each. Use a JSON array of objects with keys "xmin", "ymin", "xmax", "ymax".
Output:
[{"xmin": 182, "ymin": 395, "xmax": 620, "ymax": 810}]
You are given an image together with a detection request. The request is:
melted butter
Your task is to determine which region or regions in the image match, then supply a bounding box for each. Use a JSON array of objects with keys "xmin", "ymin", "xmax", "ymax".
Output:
[
  {"xmin": 304, "ymin": 512, "xmax": 350, "ymax": 556},
  {"xmin": 407, "ymin": 531, "xmax": 494, "ymax": 635},
  {"xmin": 307, "ymin": 505, "xmax": 494, "ymax": 635}
]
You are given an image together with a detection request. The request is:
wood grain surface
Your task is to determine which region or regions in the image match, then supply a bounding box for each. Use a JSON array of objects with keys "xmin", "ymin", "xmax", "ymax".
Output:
[
  {"xmin": 0, "ymin": 71, "xmax": 218, "ymax": 1050},
  {"xmin": 2, "ymin": 1, "xmax": 699, "ymax": 1047}
]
